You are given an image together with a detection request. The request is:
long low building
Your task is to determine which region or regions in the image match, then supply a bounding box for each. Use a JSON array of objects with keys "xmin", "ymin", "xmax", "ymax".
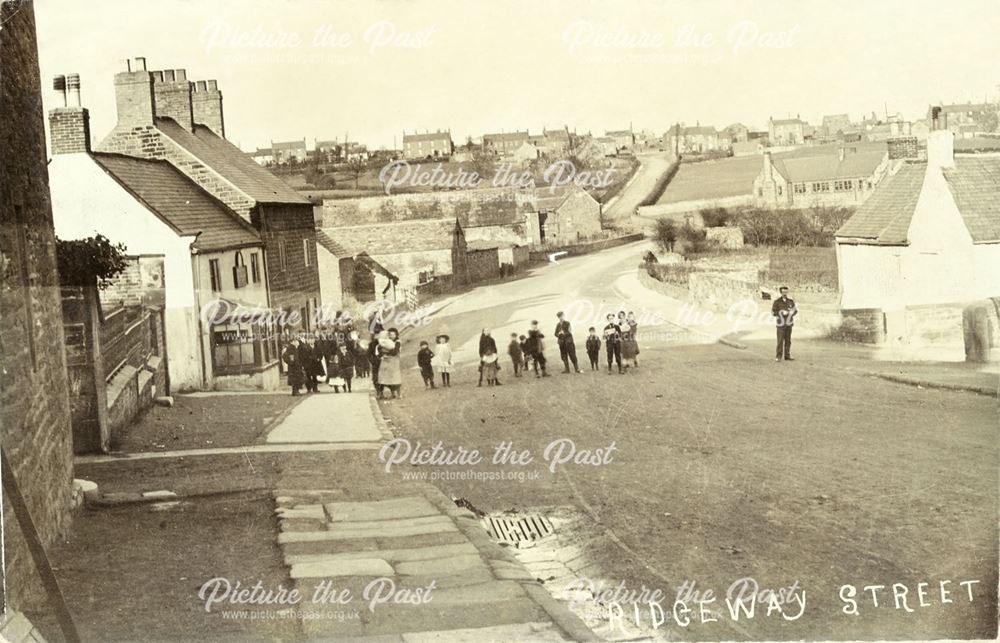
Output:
[{"xmin": 754, "ymin": 147, "xmax": 891, "ymax": 208}]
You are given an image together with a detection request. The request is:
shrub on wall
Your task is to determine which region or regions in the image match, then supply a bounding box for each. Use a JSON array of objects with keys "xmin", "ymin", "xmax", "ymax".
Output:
[{"xmin": 56, "ymin": 234, "xmax": 128, "ymax": 288}]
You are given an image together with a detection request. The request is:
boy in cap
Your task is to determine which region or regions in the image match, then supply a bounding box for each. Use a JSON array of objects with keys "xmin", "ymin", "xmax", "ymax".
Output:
[
  {"xmin": 585, "ymin": 327, "xmax": 601, "ymax": 370},
  {"xmin": 508, "ymin": 332, "xmax": 524, "ymax": 377}
]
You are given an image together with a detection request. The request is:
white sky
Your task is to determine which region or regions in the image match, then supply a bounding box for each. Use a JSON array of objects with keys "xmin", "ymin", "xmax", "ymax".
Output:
[{"xmin": 34, "ymin": 0, "xmax": 1000, "ymax": 152}]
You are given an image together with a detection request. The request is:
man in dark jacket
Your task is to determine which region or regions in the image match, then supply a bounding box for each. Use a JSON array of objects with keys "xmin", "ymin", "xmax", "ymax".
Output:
[
  {"xmin": 603, "ymin": 314, "xmax": 623, "ymax": 374},
  {"xmin": 771, "ymin": 286, "xmax": 797, "ymax": 361},
  {"xmin": 282, "ymin": 338, "xmax": 305, "ymax": 396},
  {"xmin": 477, "ymin": 329, "xmax": 501, "ymax": 386},
  {"xmin": 554, "ymin": 311, "xmax": 581, "ymax": 374},
  {"xmin": 298, "ymin": 335, "xmax": 322, "ymax": 393}
]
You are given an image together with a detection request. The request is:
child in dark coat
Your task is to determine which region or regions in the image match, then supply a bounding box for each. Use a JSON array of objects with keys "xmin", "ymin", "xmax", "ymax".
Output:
[
  {"xmin": 417, "ymin": 341, "xmax": 436, "ymax": 389},
  {"xmin": 585, "ymin": 327, "xmax": 601, "ymax": 371},
  {"xmin": 336, "ymin": 344, "xmax": 355, "ymax": 393},
  {"xmin": 507, "ymin": 333, "xmax": 523, "ymax": 377}
]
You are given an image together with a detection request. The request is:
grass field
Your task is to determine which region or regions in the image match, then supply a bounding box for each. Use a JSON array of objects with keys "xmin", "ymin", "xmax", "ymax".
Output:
[{"xmin": 658, "ymin": 141, "xmax": 888, "ymax": 205}]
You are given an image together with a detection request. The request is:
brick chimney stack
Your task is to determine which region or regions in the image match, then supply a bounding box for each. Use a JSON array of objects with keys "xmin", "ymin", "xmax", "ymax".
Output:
[
  {"xmin": 49, "ymin": 73, "xmax": 91, "ymax": 154},
  {"xmin": 114, "ymin": 57, "xmax": 155, "ymax": 127},
  {"xmin": 192, "ymin": 79, "xmax": 225, "ymax": 138},
  {"xmin": 151, "ymin": 68, "xmax": 193, "ymax": 131}
]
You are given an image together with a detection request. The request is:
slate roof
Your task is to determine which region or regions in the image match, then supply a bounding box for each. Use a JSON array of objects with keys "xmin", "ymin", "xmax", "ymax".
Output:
[
  {"xmin": 403, "ymin": 131, "xmax": 451, "ymax": 143},
  {"xmin": 91, "ymin": 153, "xmax": 262, "ymax": 252},
  {"xmin": 834, "ymin": 163, "xmax": 925, "ymax": 244},
  {"xmin": 315, "ymin": 229, "xmax": 397, "ymax": 279},
  {"xmin": 156, "ymin": 117, "xmax": 309, "ymax": 205},
  {"xmin": 272, "ymin": 140, "xmax": 306, "ymax": 151},
  {"xmin": 772, "ymin": 118, "xmax": 804, "ymax": 126},
  {"xmin": 772, "ymin": 150, "xmax": 887, "ymax": 183},
  {"xmin": 942, "ymin": 157, "xmax": 1000, "ymax": 242},
  {"xmin": 531, "ymin": 185, "xmax": 591, "ymax": 212},
  {"xmin": 319, "ymin": 219, "xmax": 458, "ymax": 255},
  {"xmin": 836, "ymin": 157, "xmax": 1000, "ymax": 244},
  {"xmin": 483, "ymin": 131, "xmax": 529, "ymax": 142},
  {"xmin": 927, "ymin": 103, "xmax": 994, "ymax": 118},
  {"xmin": 954, "ymin": 137, "xmax": 1000, "ymax": 152},
  {"xmin": 314, "ymin": 229, "xmax": 355, "ymax": 258}
]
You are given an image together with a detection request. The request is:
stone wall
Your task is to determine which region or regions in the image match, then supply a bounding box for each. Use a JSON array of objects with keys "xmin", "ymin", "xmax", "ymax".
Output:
[
  {"xmin": 256, "ymin": 203, "xmax": 323, "ymax": 326},
  {"xmin": 836, "ymin": 308, "xmax": 886, "ymax": 344},
  {"xmin": 688, "ymin": 272, "xmax": 760, "ymax": 312},
  {"xmin": 466, "ymin": 248, "xmax": 500, "ymax": 283},
  {"xmin": 529, "ymin": 233, "xmax": 644, "ymax": 261},
  {"xmin": 0, "ymin": 0, "xmax": 75, "ymax": 611}
]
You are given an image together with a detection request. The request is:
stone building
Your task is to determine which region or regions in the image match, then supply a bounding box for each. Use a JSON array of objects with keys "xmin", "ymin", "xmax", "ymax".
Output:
[
  {"xmin": 96, "ymin": 57, "xmax": 321, "ymax": 330},
  {"xmin": 321, "ymin": 219, "xmax": 468, "ymax": 289},
  {"xmin": 483, "ymin": 131, "xmax": 529, "ymax": 156},
  {"xmin": 402, "ymin": 130, "xmax": 453, "ymax": 160},
  {"xmin": 271, "ymin": 138, "xmax": 307, "ymax": 164},
  {"xmin": 314, "ymin": 231, "xmax": 399, "ymax": 312},
  {"xmin": 667, "ymin": 125, "xmax": 722, "ymax": 154},
  {"xmin": 0, "ymin": 0, "xmax": 75, "ymax": 614},
  {"xmin": 48, "ymin": 79, "xmax": 277, "ymax": 392},
  {"xmin": 768, "ymin": 117, "xmax": 807, "ymax": 145},
  {"xmin": 835, "ymin": 129, "xmax": 1000, "ymax": 355},
  {"xmin": 752, "ymin": 147, "xmax": 891, "ymax": 208},
  {"xmin": 530, "ymin": 185, "xmax": 603, "ymax": 245}
]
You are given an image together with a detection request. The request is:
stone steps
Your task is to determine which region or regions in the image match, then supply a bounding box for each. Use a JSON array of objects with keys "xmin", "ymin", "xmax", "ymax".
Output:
[{"xmin": 271, "ymin": 484, "xmax": 598, "ymax": 641}]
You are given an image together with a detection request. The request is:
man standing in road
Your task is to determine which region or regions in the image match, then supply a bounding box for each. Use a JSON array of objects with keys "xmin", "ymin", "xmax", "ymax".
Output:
[
  {"xmin": 554, "ymin": 312, "xmax": 582, "ymax": 374},
  {"xmin": 772, "ymin": 286, "xmax": 797, "ymax": 361}
]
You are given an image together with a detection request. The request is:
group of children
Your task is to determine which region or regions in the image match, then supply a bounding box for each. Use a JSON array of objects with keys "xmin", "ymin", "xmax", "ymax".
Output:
[{"xmin": 411, "ymin": 310, "xmax": 642, "ymax": 391}]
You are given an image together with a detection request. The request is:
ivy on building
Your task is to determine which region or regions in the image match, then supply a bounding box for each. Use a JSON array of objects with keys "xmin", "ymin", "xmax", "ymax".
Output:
[{"xmin": 55, "ymin": 234, "xmax": 128, "ymax": 288}]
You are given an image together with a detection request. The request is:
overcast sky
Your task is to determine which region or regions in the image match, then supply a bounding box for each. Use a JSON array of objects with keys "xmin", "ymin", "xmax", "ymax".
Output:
[{"xmin": 34, "ymin": 0, "xmax": 1000, "ymax": 152}]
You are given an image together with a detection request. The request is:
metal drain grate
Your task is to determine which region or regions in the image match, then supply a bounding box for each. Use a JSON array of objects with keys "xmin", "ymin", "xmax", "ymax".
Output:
[{"xmin": 482, "ymin": 513, "xmax": 554, "ymax": 545}]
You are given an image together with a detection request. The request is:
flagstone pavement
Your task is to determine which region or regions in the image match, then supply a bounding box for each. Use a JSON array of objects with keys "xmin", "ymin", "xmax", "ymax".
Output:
[{"xmin": 267, "ymin": 384, "xmax": 600, "ymax": 641}]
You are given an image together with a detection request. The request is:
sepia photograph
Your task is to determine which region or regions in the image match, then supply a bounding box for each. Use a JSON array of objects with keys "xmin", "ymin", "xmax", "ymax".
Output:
[{"xmin": 1, "ymin": 0, "xmax": 998, "ymax": 640}]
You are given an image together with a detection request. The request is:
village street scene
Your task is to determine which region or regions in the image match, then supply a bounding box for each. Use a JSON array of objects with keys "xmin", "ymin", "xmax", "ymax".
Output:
[{"xmin": 1, "ymin": 0, "xmax": 998, "ymax": 641}]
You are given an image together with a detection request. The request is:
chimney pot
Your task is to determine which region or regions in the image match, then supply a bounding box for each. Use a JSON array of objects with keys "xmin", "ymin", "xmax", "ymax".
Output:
[
  {"xmin": 173, "ymin": 69, "xmax": 187, "ymax": 82},
  {"xmin": 66, "ymin": 73, "xmax": 81, "ymax": 107},
  {"xmin": 53, "ymin": 75, "xmax": 67, "ymax": 107},
  {"xmin": 195, "ymin": 80, "xmax": 207, "ymax": 92},
  {"xmin": 132, "ymin": 57, "xmax": 146, "ymax": 71},
  {"xmin": 152, "ymin": 70, "xmax": 164, "ymax": 82},
  {"xmin": 206, "ymin": 80, "xmax": 218, "ymax": 91}
]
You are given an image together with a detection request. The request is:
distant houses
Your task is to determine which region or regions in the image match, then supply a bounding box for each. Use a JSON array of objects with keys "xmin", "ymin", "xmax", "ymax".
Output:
[
  {"xmin": 769, "ymin": 117, "xmax": 807, "ymax": 145},
  {"xmin": 668, "ymin": 125, "xmax": 722, "ymax": 153},
  {"xmin": 402, "ymin": 129, "xmax": 453, "ymax": 160},
  {"xmin": 752, "ymin": 147, "xmax": 891, "ymax": 208},
  {"xmin": 926, "ymin": 103, "xmax": 998, "ymax": 138},
  {"xmin": 483, "ymin": 131, "xmax": 530, "ymax": 156},
  {"xmin": 605, "ymin": 129, "xmax": 635, "ymax": 151},
  {"xmin": 271, "ymin": 138, "xmax": 308, "ymax": 164}
]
